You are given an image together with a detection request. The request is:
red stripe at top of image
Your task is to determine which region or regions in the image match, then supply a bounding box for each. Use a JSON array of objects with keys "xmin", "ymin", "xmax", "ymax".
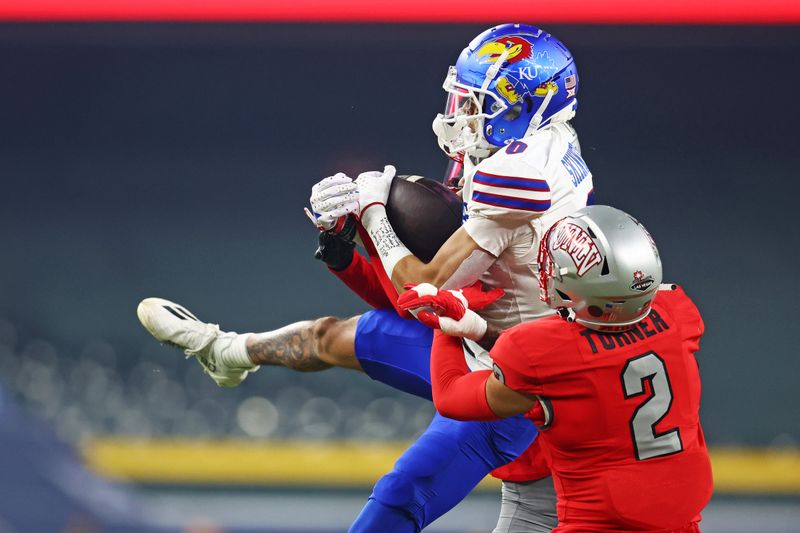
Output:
[{"xmin": 1, "ymin": 0, "xmax": 800, "ymax": 24}]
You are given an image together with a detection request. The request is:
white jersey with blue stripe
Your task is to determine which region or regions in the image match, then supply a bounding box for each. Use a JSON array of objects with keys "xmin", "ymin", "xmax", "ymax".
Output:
[{"xmin": 460, "ymin": 122, "xmax": 594, "ymax": 370}]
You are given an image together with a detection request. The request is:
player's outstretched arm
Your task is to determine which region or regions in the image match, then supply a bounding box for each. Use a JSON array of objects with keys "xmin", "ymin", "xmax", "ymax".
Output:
[
  {"xmin": 399, "ymin": 286, "xmax": 537, "ymax": 418},
  {"xmin": 313, "ymin": 216, "xmax": 394, "ymax": 310},
  {"xmin": 307, "ymin": 174, "xmax": 395, "ymax": 309},
  {"xmin": 391, "ymin": 228, "xmax": 491, "ymax": 290},
  {"xmin": 355, "ymin": 166, "xmax": 495, "ymax": 293},
  {"xmin": 327, "ymin": 249, "xmax": 394, "ymax": 310},
  {"xmin": 429, "ymin": 331, "xmax": 536, "ymax": 421}
]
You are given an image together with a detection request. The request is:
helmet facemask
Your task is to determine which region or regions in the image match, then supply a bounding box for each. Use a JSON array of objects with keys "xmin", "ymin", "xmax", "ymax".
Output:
[{"xmin": 432, "ymin": 66, "xmax": 509, "ymax": 163}]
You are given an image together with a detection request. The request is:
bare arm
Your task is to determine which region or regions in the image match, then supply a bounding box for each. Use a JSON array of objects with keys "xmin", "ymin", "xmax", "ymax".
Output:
[
  {"xmin": 390, "ymin": 226, "xmax": 492, "ymax": 292},
  {"xmin": 477, "ymin": 323, "xmax": 502, "ymax": 351},
  {"xmin": 484, "ymin": 373, "xmax": 537, "ymax": 418},
  {"xmin": 360, "ymin": 198, "xmax": 497, "ymax": 294}
]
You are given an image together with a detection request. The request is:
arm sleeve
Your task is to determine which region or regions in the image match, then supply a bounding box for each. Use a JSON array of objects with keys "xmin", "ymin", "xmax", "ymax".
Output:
[
  {"xmin": 430, "ymin": 331, "xmax": 499, "ymax": 421},
  {"xmin": 355, "ymin": 223, "xmax": 411, "ymax": 318},
  {"xmin": 490, "ymin": 328, "xmax": 542, "ymax": 396},
  {"xmin": 329, "ymin": 250, "xmax": 394, "ymax": 310}
]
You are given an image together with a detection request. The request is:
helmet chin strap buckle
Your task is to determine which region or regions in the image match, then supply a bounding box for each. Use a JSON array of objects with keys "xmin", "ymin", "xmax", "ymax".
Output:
[{"xmin": 557, "ymin": 307, "xmax": 576, "ymax": 322}]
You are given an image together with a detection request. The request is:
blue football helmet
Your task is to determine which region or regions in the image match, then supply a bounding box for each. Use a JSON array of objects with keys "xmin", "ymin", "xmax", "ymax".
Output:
[{"xmin": 432, "ymin": 23, "xmax": 579, "ymax": 162}]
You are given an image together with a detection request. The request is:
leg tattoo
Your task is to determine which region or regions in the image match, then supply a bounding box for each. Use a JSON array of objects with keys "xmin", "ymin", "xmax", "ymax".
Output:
[{"xmin": 246, "ymin": 320, "xmax": 334, "ymax": 372}]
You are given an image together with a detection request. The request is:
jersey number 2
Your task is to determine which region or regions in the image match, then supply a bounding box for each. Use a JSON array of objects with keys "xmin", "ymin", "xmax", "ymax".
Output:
[{"xmin": 621, "ymin": 352, "xmax": 683, "ymax": 460}]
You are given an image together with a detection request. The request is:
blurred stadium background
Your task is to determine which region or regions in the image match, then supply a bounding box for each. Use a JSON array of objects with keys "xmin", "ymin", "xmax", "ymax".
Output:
[{"xmin": 0, "ymin": 2, "xmax": 799, "ymax": 532}]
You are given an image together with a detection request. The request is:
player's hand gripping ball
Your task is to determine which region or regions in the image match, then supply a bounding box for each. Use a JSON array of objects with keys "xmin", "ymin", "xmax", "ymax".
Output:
[
  {"xmin": 355, "ymin": 165, "xmax": 396, "ymax": 217},
  {"xmin": 304, "ymin": 172, "xmax": 359, "ymax": 233},
  {"xmin": 398, "ymin": 282, "xmax": 504, "ymax": 341},
  {"xmin": 309, "ymin": 168, "xmax": 463, "ymax": 262}
]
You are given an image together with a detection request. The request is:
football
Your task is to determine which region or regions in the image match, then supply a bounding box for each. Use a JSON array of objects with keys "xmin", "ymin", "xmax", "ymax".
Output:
[{"xmin": 386, "ymin": 175, "xmax": 464, "ymax": 263}]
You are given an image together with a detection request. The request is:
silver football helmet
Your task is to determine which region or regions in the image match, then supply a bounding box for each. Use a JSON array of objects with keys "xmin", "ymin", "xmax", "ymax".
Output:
[{"xmin": 537, "ymin": 205, "xmax": 662, "ymax": 331}]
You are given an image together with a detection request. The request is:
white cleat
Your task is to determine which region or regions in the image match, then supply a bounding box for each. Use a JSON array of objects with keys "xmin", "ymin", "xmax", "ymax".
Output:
[{"xmin": 136, "ymin": 297, "xmax": 255, "ymax": 388}]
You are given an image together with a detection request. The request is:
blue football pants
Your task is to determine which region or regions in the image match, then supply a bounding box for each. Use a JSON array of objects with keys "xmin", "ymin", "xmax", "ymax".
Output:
[{"xmin": 349, "ymin": 309, "xmax": 538, "ymax": 532}]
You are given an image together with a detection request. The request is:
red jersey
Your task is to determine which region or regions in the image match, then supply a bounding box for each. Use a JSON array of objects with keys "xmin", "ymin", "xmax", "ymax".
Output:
[
  {"xmin": 490, "ymin": 437, "xmax": 549, "ymax": 481},
  {"xmin": 490, "ymin": 287, "xmax": 712, "ymax": 532}
]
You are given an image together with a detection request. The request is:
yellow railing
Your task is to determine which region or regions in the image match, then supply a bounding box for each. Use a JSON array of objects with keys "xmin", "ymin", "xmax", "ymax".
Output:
[{"xmin": 82, "ymin": 438, "xmax": 800, "ymax": 494}]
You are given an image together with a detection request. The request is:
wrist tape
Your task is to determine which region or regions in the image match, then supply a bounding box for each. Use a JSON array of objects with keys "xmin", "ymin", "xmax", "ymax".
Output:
[{"xmin": 361, "ymin": 205, "xmax": 412, "ymax": 278}]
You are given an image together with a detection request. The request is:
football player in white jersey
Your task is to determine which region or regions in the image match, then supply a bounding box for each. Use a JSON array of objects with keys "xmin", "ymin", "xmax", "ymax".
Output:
[
  {"xmin": 138, "ymin": 24, "xmax": 593, "ymax": 532},
  {"xmin": 321, "ymin": 23, "xmax": 593, "ymax": 373}
]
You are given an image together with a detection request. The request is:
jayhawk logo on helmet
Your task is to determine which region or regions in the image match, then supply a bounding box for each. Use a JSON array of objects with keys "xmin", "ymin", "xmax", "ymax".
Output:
[
  {"xmin": 496, "ymin": 76, "xmax": 522, "ymax": 104},
  {"xmin": 477, "ymin": 37, "xmax": 533, "ymax": 65}
]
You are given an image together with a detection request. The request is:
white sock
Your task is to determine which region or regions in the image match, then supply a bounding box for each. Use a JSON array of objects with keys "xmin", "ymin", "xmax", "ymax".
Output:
[{"xmin": 213, "ymin": 332, "xmax": 255, "ymax": 369}]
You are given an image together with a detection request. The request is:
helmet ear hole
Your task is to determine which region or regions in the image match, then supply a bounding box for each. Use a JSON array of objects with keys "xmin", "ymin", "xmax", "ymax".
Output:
[
  {"xmin": 523, "ymin": 95, "xmax": 534, "ymax": 113},
  {"xmin": 588, "ymin": 305, "xmax": 604, "ymax": 317},
  {"xmin": 502, "ymin": 104, "xmax": 523, "ymax": 121}
]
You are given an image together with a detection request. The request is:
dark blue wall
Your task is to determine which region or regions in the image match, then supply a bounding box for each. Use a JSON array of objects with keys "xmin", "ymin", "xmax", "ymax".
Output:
[{"xmin": 1, "ymin": 24, "xmax": 798, "ymax": 445}]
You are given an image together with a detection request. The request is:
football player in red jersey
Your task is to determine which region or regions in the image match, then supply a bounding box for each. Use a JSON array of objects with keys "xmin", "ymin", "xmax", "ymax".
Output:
[{"xmin": 399, "ymin": 205, "xmax": 713, "ymax": 532}]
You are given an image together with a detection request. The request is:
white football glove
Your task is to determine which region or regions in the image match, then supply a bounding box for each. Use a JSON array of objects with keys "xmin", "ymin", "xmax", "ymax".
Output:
[
  {"xmin": 434, "ymin": 308, "xmax": 488, "ymax": 341},
  {"xmin": 355, "ymin": 165, "xmax": 396, "ymax": 217},
  {"xmin": 304, "ymin": 172, "xmax": 359, "ymax": 232}
]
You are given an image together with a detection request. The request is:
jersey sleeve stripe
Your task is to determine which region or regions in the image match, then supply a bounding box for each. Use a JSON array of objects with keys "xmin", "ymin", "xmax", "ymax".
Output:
[
  {"xmin": 474, "ymin": 172, "xmax": 550, "ymax": 192},
  {"xmin": 473, "ymin": 182, "xmax": 550, "ymax": 201},
  {"xmin": 472, "ymin": 191, "xmax": 552, "ymax": 212}
]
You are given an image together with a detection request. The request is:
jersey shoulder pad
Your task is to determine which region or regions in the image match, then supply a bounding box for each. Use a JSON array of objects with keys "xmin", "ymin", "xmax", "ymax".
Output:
[
  {"xmin": 491, "ymin": 317, "xmax": 568, "ymax": 393},
  {"xmin": 516, "ymin": 316, "xmax": 576, "ymax": 354},
  {"xmin": 491, "ymin": 326, "xmax": 538, "ymax": 393},
  {"xmin": 468, "ymin": 151, "xmax": 551, "ymax": 221},
  {"xmin": 655, "ymin": 285, "xmax": 705, "ymax": 342}
]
